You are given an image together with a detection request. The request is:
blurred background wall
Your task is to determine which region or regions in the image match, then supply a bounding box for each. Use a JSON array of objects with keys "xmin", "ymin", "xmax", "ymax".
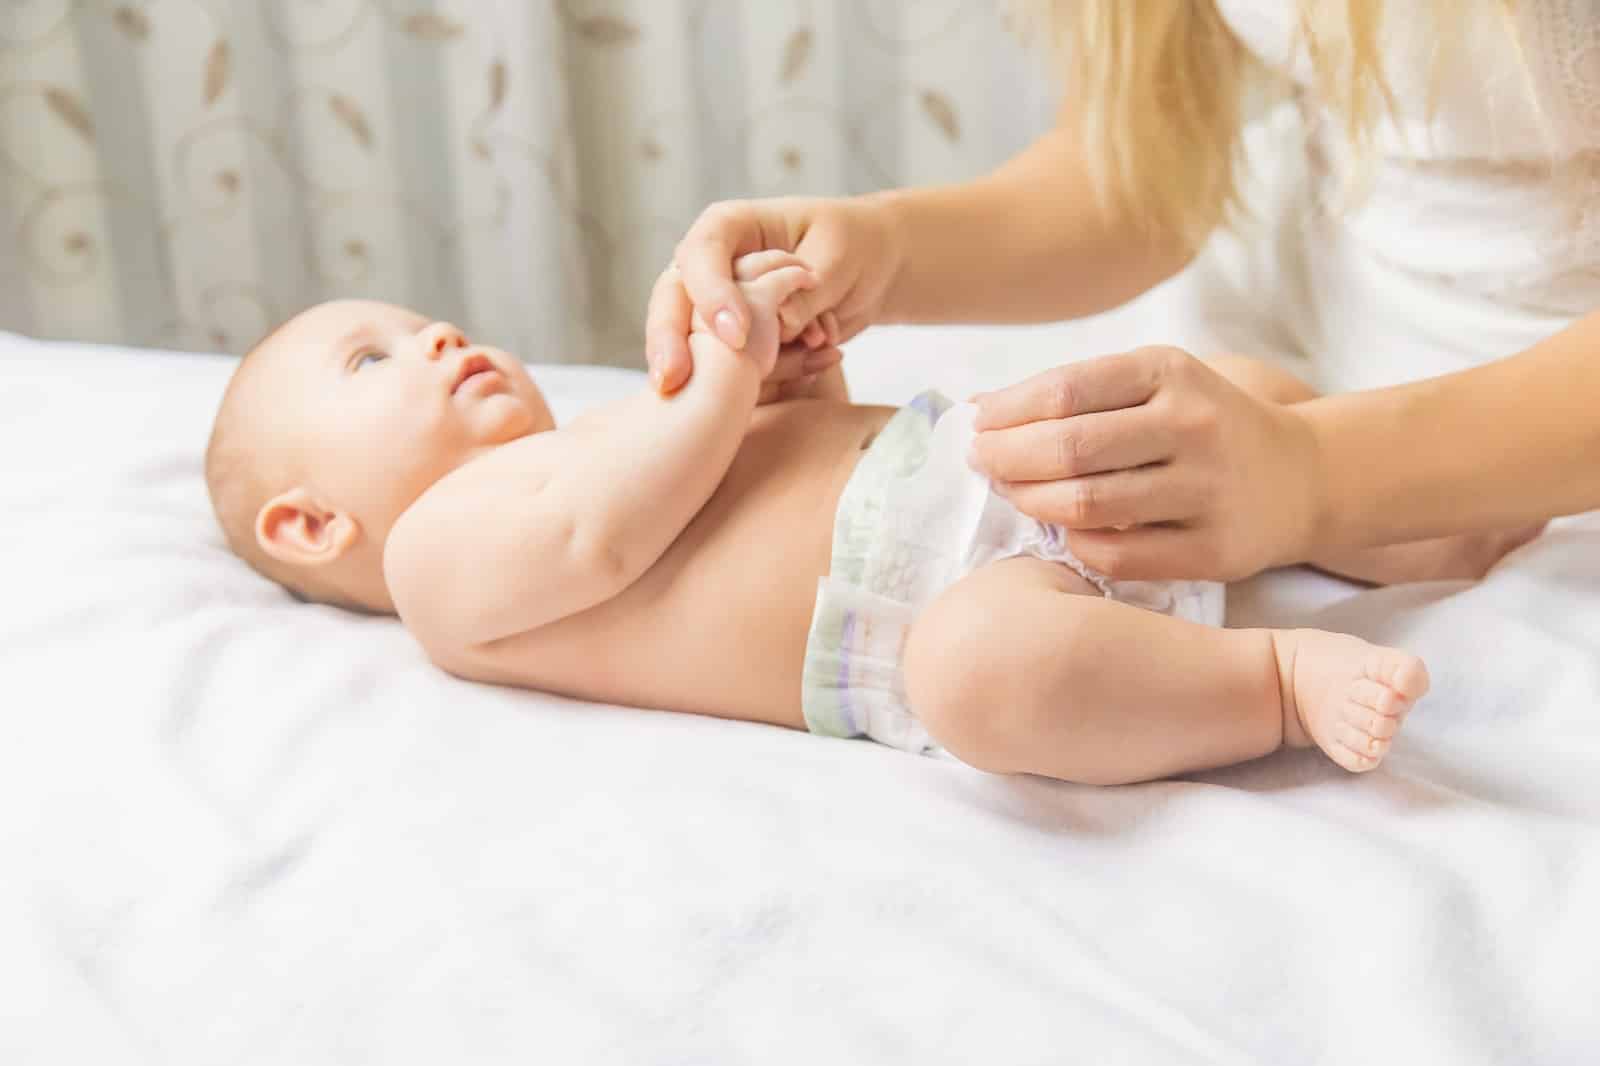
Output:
[{"xmin": 0, "ymin": 0, "xmax": 1054, "ymax": 366}]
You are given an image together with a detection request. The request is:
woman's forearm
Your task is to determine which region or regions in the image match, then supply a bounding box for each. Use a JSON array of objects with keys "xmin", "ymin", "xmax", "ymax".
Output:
[
  {"xmin": 1304, "ymin": 310, "xmax": 1600, "ymax": 554},
  {"xmin": 872, "ymin": 111, "xmax": 1196, "ymax": 327}
]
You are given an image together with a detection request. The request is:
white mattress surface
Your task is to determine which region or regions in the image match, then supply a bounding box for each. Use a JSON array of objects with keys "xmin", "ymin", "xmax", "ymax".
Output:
[{"xmin": 3, "ymin": 317, "xmax": 1598, "ymax": 1065}]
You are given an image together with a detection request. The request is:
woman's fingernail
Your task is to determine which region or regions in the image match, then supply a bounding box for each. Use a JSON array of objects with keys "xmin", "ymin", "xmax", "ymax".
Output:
[{"xmin": 715, "ymin": 309, "xmax": 743, "ymax": 348}]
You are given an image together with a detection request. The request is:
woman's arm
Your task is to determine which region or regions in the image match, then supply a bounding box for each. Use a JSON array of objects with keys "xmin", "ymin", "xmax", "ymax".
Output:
[
  {"xmin": 967, "ymin": 312, "xmax": 1600, "ymax": 582},
  {"xmin": 873, "ymin": 101, "xmax": 1196, "ymax": 327},
  {"xmin": 647, "ymin": 98, "xmax": 1196, "ymax": 391},
  {"xmin": 1303, "ymin": 309, "xmax": 1600, "ymax": 553}
]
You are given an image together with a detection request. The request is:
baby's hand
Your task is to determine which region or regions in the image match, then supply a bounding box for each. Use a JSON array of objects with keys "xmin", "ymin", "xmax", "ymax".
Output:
[{"xmin": 692, "ymin": 251, "xmax": 817, "ymax": 378}]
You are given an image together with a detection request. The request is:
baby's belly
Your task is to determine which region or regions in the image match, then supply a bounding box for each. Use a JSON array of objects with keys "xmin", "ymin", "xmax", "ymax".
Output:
[{"xmin": 476, "ymin": 400, "xmax": 896, "ymax": 727}]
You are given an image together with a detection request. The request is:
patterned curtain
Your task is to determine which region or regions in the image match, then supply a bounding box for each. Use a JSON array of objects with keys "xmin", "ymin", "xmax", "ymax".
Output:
[{"xmin": 0, "ymin": 1, "xmax": 1051, "ymax": 366}]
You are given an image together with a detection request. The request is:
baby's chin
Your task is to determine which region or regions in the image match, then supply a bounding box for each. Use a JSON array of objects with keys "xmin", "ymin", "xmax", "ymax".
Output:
[{"xmin": 469, "ymin": 389, "xmax": 548, "ymax": 443}]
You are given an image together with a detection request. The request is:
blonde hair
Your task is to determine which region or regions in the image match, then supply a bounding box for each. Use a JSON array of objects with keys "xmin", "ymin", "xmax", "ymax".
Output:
[{"xmin": 1026, "ymin": 0, "xmax": 1515, "ymax": 250}]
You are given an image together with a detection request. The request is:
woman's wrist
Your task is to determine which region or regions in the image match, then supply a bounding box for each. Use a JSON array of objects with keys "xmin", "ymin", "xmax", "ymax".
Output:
[
  {"xmin": 1293, "ymin": 403, "xmax": 1339, "ymax": 564},
  {"xmin": 854, "ymin": 188, "xmax": 912, "ymax": 326},
  {"xmin": 1292, "ymin": 380, "xmax": 1433, "ymax": 558}
]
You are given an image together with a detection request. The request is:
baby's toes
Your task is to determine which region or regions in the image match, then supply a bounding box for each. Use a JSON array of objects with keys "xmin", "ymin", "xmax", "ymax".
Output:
[
  {"xmin": 1328, "ymin": 723, "xmax": 1386, "ymax": 772},
  {"xmin": 1367, "ymin": 649, "xmax": 1430, "ymax": 706},
  {"xmin": 1348, "ymin": 676, "xmax": 1412, "ymax": 721},
  {"xmin": 1333, "ymin": 699, "xmax": 1395, "ymax": 766},
  {"xmin": 1342, "ymin": 687, "xmax": 1405, "ymax": 737},
  {"xmin": 1327, "ymin": 668, "xmax": 1416, "ymax": 772}
]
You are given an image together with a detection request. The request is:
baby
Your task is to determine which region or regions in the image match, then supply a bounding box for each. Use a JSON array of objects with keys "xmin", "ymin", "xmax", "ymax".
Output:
[{"xmin": 206, "ymin": 251, "xmax": 1438, "ymax": 784}]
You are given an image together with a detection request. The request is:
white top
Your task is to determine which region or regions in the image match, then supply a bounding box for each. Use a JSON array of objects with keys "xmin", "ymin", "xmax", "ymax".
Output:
[{"xmin": 1215, "ymin": 0, "xmax": 1600, "ymax": 317}]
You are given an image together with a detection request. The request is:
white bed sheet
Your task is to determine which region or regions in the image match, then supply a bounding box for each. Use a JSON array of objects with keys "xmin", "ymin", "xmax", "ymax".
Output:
[{"xmin": 3, "ymin": 310, "xmax": 1599, "ymax": 1065}]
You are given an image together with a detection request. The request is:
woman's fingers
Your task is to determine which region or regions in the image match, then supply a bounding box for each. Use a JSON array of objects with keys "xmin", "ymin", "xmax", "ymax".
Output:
[
  {"xmin": 674, "ymin": 202, "xmax": 762, "ymax": 349},
  {"xmin": 965, "ymin": 344, "xmax": 1323, "ymax": 581},
  {"xmin": 644, "ymin": 266, "xmax": 695, "ymax": 394},
  {"xmin": 994, "ymin": 466, "xmax": 1203, "ymax": 531},
  {"xmin": 969, "ymin": 405, "xmax": 1178, "ymax": 482},
  {"xmin": 972, "ymin": 348, "xmax": 1172, "ymax": 430}
]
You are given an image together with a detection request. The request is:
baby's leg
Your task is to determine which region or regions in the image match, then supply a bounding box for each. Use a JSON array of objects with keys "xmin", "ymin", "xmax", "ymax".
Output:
[{"xmin": 901, "ymin": 556, "xmax": 1428, "ymax": 784}]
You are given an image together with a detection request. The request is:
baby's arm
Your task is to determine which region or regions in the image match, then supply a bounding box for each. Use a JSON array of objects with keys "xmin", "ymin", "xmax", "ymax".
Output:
[{"xmin": 387, "ymin": 264, "xmax": 813, "ymax": 654}]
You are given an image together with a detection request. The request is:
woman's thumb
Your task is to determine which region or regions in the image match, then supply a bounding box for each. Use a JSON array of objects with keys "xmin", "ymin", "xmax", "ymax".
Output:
[{"xmin": 676, "ymin": 214, "xmax": 758, "ymax": 350}]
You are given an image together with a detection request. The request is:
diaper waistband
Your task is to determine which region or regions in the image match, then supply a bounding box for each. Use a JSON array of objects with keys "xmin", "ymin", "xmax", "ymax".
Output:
[{"xmin": 801, "ymin": 390, "xmax": 952, "ymax": 745}]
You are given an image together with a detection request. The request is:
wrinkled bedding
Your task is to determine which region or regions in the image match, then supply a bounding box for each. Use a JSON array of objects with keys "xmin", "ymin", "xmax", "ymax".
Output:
[{"xmin": 3, "ymin": 316, "xmax": 1597, "ymax": 1065}]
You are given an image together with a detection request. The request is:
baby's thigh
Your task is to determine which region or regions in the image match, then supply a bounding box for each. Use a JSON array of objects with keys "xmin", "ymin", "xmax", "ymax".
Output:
[
  {"xmin": 902, "ymin": 556, "xmax": 1099, "ymax": 763},
  {"xmin": 908, "ymin": 555, "xmax": 1099, "ymax": 666}
]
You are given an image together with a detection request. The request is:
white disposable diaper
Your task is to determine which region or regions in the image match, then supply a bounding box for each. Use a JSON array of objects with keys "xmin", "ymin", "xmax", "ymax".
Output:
[{"xmin": 800, "ymin": 391, "xmax": 1225, "ymax": 754}]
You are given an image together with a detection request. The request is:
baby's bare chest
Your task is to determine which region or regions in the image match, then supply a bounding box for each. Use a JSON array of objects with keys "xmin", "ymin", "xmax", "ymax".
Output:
[{"xmin": 484, "ymin": 401, "xmax": 896, "ymax": 722}]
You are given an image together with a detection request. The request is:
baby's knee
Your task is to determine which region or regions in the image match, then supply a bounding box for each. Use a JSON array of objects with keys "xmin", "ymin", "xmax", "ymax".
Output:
[
  {"xmin": 905, "ymin": 571, "xmax": 1125, "ymax": 779},
  {"xmin": 903, "ymin": 591, "xmax": 1040, "ymax": 774}
]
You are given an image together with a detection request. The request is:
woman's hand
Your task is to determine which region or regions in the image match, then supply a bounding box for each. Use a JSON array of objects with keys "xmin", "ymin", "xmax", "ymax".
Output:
[
  {"xmin": 682, "ymin": 250, "xmax": 846, "ymax": 404},
  {"xmin": 969, "ymin": 346, "xmax": 1324, "ymax": 582},
  {"xmin": 645, "ymin": 195, "xmax": 904, "ymax": 394}
]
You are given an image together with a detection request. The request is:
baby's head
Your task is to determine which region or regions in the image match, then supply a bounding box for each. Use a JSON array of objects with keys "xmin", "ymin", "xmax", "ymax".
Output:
[{"xmin": 206, "ymin": 299, "xmax": 553, "ymax": 611}]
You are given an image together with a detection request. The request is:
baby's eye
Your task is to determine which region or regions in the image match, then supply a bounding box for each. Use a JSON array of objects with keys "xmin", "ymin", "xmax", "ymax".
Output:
[{"xmin": 353, "ymin": 350, "xmax": 389, "ymax": 370}]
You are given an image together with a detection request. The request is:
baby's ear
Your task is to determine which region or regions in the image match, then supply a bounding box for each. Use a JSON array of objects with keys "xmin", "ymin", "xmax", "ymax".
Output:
[{"xmin": 256, "ymin": 487, "xmax": 361, "ymax": 568}]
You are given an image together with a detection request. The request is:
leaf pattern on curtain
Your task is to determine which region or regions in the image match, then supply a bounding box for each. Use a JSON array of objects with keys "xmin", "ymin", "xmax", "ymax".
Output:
[{"xmin": 0, "ymin": 0, "xmax": 1050, "ymax": 365}]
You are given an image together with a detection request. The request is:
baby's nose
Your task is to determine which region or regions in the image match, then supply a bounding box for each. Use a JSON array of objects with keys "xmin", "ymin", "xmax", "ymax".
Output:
[{"xmin": 421, "ymin": 322, "xmax": 468, "ymax": 360}]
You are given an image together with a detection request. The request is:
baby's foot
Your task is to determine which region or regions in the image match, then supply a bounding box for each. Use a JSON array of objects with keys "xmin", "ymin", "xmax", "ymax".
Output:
[
  {"xmin": 1312, "ymin": 523, "xmax": 1544, "ymax": 586},
  {"xmin": 1271, "ymin": 629, "xmax": 1430, "ymax": 772}
]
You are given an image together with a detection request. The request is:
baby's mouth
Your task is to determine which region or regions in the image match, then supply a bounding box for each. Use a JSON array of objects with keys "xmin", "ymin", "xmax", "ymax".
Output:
[{"xmin": 451, "ymin": 353, "xmax": 499, "ymax": 394}]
